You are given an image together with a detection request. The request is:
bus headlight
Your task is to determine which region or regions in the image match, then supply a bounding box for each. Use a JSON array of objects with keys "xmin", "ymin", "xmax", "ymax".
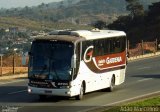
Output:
[
  {"xmin": 65, "ymin": 91, "xmax": 71, "ymax": 95},
  {"xmin": 28, "ymin": 88, "xmax": 32, "ymax": 93},
  {"xmin": 60, "ymin": 86, "xmax": 70, "ymax": 89}
]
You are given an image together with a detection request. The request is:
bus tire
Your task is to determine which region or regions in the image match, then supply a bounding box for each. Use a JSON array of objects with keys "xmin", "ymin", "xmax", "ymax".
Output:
[
  {"xmin": 107, "ymin": 76, "xmax": 115, "ymax": 92},
  {"xmin": 75, "ymin": 83, "xmax": 84, "ymax": 100}
]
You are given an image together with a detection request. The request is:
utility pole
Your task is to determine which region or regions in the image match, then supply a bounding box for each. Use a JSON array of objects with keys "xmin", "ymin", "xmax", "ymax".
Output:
[
  {"xmin": 0, "ymin": 54, "xmax": 3, "ymax": 76},
  {"xmin": 155, "ymin": 38, "xmax": 158, "ymax": 53},
  {"xmin": 127, "ymin": 40, "xmax": 130, "ymax": 54},
  {"xmin": 142, "ymin": 40, "xmax": 144, "ymax": 55},
  {"xmin": 13, "ymin": 48, "xmax": 17, "ymax": 74},
  {"xmin": 13, "ymin": 53, "xmax": 15, "ymax": 74}
]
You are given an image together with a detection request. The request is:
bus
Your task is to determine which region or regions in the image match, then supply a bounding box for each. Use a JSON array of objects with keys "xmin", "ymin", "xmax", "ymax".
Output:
[{"xmin": 28, "ymin": 29, "xmax": 127, "ymax": 100}]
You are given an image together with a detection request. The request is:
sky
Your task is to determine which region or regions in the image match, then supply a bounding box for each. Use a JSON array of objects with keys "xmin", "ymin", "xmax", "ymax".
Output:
[{"xmin": 0, "ymin": 0, "xmax": 63, "ymax": 9}]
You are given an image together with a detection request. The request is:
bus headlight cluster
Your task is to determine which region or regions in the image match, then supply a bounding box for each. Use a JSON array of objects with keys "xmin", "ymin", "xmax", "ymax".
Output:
[
  {"xmin": 28, "ymin": 88, "xmax": 32, "ymax": 93},
  {"xmin": 60, "ymin": 86, "xmax": 70, "ymax": 89}
]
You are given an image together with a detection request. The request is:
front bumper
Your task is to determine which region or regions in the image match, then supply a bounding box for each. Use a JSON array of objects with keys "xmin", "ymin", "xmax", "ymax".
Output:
[{"xmin": 28, "ymin": 86, "xmax": 77, "ymax": 97}]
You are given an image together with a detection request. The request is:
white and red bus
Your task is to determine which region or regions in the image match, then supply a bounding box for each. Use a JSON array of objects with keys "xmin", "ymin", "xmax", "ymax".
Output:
[{"xmin": 28, "ymin": 29, "xmax": 127, "ymax": 100}]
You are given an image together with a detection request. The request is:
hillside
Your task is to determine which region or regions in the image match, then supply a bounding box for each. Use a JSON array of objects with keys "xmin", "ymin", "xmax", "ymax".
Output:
[
  {"xmin": 0, "ymin": 0, "xmax": 159, "ymax": 26},
  {"xmin": 0, "ymin": 17, "xmax": 91, "ymax": 30},
  {"xmin": 0, "ymin": 0, "xmax": 126, "ymax": 25}
]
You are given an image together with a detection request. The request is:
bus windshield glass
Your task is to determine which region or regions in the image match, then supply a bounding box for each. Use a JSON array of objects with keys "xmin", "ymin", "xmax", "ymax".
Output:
[{"xmin": 29, "ymin": 40, "xmax": 74, "ymax": 81}]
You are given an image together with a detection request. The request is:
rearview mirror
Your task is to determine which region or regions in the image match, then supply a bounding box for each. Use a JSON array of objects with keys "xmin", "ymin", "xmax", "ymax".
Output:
[
  {"xmin": 28, "ymin": 51, "xmax": 32, "ymax": 56},
  {"xmin": 127, "ymin": 51, "xmax": 130, "ymax": 58}
]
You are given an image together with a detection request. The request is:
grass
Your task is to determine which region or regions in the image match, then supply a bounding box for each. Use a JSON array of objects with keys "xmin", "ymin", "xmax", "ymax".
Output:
[{"xmin": 103, "ymin": 96, "xmax": 160, "ymax": 112}]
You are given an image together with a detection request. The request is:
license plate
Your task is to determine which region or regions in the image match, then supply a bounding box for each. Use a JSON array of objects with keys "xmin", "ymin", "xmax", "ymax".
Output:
[{"xmin": 45, "ymin": 90, "xmax": 52, "ymax": 94}]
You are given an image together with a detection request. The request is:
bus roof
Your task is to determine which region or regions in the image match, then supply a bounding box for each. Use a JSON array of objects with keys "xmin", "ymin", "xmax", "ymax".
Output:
[
  {"xmin": 34, "ymin": 29, "xmax": 126, "ymax": 43},
  {"xmin": 73, "ymin": 29, "xmax": 126, "ymax": 40},
  {"xmin": 33, "ymin": 35, "xmax": 84, "ymax": 43}
]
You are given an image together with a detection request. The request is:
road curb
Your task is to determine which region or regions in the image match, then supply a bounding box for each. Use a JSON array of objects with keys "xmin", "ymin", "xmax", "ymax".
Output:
[
  {"xmin": 128, "ymin": 52, "xmax": 160, "ymax": 61},
  {"xmin": 0, "ymin": 73, "xmax": 27, "ymax": 80}
]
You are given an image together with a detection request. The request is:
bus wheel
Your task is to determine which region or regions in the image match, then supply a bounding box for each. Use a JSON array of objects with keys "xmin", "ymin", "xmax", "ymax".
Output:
[
  {"xmin": 76, "ymin": 84, "xmax": 84, "ymax": 100},
  {"xmin": 39, "ymin": 95, "xmax": 47, "ymax": 101},
  {"xmin": 107, "ymin": 76, "xmax": 115, "ymax": 92}
]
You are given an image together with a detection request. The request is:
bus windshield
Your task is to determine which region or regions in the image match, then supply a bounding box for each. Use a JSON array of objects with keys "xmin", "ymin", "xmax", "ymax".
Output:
[{"xmin": 29, "ymin": 40, "xmax": 74, "ymax": 81}]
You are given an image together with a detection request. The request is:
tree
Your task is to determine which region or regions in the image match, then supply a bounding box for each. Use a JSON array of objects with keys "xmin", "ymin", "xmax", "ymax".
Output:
[
  {"xmin": 38, "ymin": 3, "xmax": 45, "ymax": 8},
  {"xmin": 92, "ymin": 20, "xmax": 106, "ymax": 29},
  {"xmin": 126, "ymin": 0, "xmax": 144, "ymax": 19},
  {"xmin": 0, "ymin": 29, "xmax": 6, "ymax": 36},
  {"xmin": 147, "ymin": 2, "xmax": 160, "ymax": 23},
  {"xmin": 107, "ymin": 16, "xmax": 132, "ymax": 31}
]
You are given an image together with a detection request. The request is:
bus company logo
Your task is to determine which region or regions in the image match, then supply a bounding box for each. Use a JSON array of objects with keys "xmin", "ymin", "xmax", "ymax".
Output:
[
  {"xmin": 51, "ymin": 82, "xmax": 57, "ymax": 87},
  {"xmin": 84, "ymin": 46, "xmax": 94, "ymax": 63},
  {"xmin": 106, "ymin": 56, "xmax": 122, "ymax": 64}
]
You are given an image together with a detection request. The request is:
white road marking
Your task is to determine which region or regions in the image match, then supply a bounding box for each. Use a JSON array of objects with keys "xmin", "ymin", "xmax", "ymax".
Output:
[
  {"xmin": 0, "ymin": 79, "xmax": 26, "ymax": 86},
  {"xmin": 137, "ymin": 67, "xmax": 151, "ymax": 70},
  {"xmin": 138, "ymin": 78, "xmax": 153, "ymax": 82},
  {"xmin": 8, "ymin": 90, "xmax": 27, "ymax": 95}
]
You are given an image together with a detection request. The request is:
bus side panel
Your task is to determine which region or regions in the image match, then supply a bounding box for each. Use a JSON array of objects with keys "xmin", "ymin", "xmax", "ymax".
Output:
[
  {"xmin": 77, "ymin": 61, "xmax": 114, "ymax": 93},
  {"xmin": 99, "ymin": 71, "xmax": 114, "ymax": 89},
  {"xmin": 114, "ymin": 68, "xmax": 126, "ymax": 85},
  {"xmin": 77, "ymin": 61, "xmax": 101, "ymax": 93},
  {"xmin": 77, "ymin": 60, "xmax": 127, "ymax": 92}
]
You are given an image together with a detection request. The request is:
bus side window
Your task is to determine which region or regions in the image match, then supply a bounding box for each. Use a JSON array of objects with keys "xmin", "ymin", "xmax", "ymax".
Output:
[
  {"xmin": 115, "ymin": 38, "xmax": 121, "ymax": 53},
  {"xmin": 109, "ymin": 38, "xmax": 116, "ymax": 53},
  {"xmin": 100, "ymin": 39, "xmax": 105, "ymax": 56},
  {"xmin": 104, "ymin": 39, "xmax": 110, "ymax": 55},
  {"xmin": 93, "ymin": 39, "xmax": 106, "ymax": 56},
  {"xmin": 122, "ymin": 37, "xmax": 126, "ymax": 51},
  {"xmin": 117, "ymin": 37, "xmax": 126, "ymax": 53},
  {"xmin": 93, "ymin": 40, "xmax": 99, "ymax": 56},
  {"xmin": 82, "ymin": 40, "xmax": 93, "ymax": 60}
]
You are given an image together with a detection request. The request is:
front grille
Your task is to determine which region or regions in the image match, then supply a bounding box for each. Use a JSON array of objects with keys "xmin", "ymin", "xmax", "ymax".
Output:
[{"xmin": 29, "ymin": 80, "xmax": 54, "ymax": 88}]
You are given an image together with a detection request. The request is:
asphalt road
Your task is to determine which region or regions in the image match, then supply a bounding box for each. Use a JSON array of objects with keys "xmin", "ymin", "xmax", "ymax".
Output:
[{"xmin": 0, "ymin": 56, "xmax": 160, "ymax": 112}]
